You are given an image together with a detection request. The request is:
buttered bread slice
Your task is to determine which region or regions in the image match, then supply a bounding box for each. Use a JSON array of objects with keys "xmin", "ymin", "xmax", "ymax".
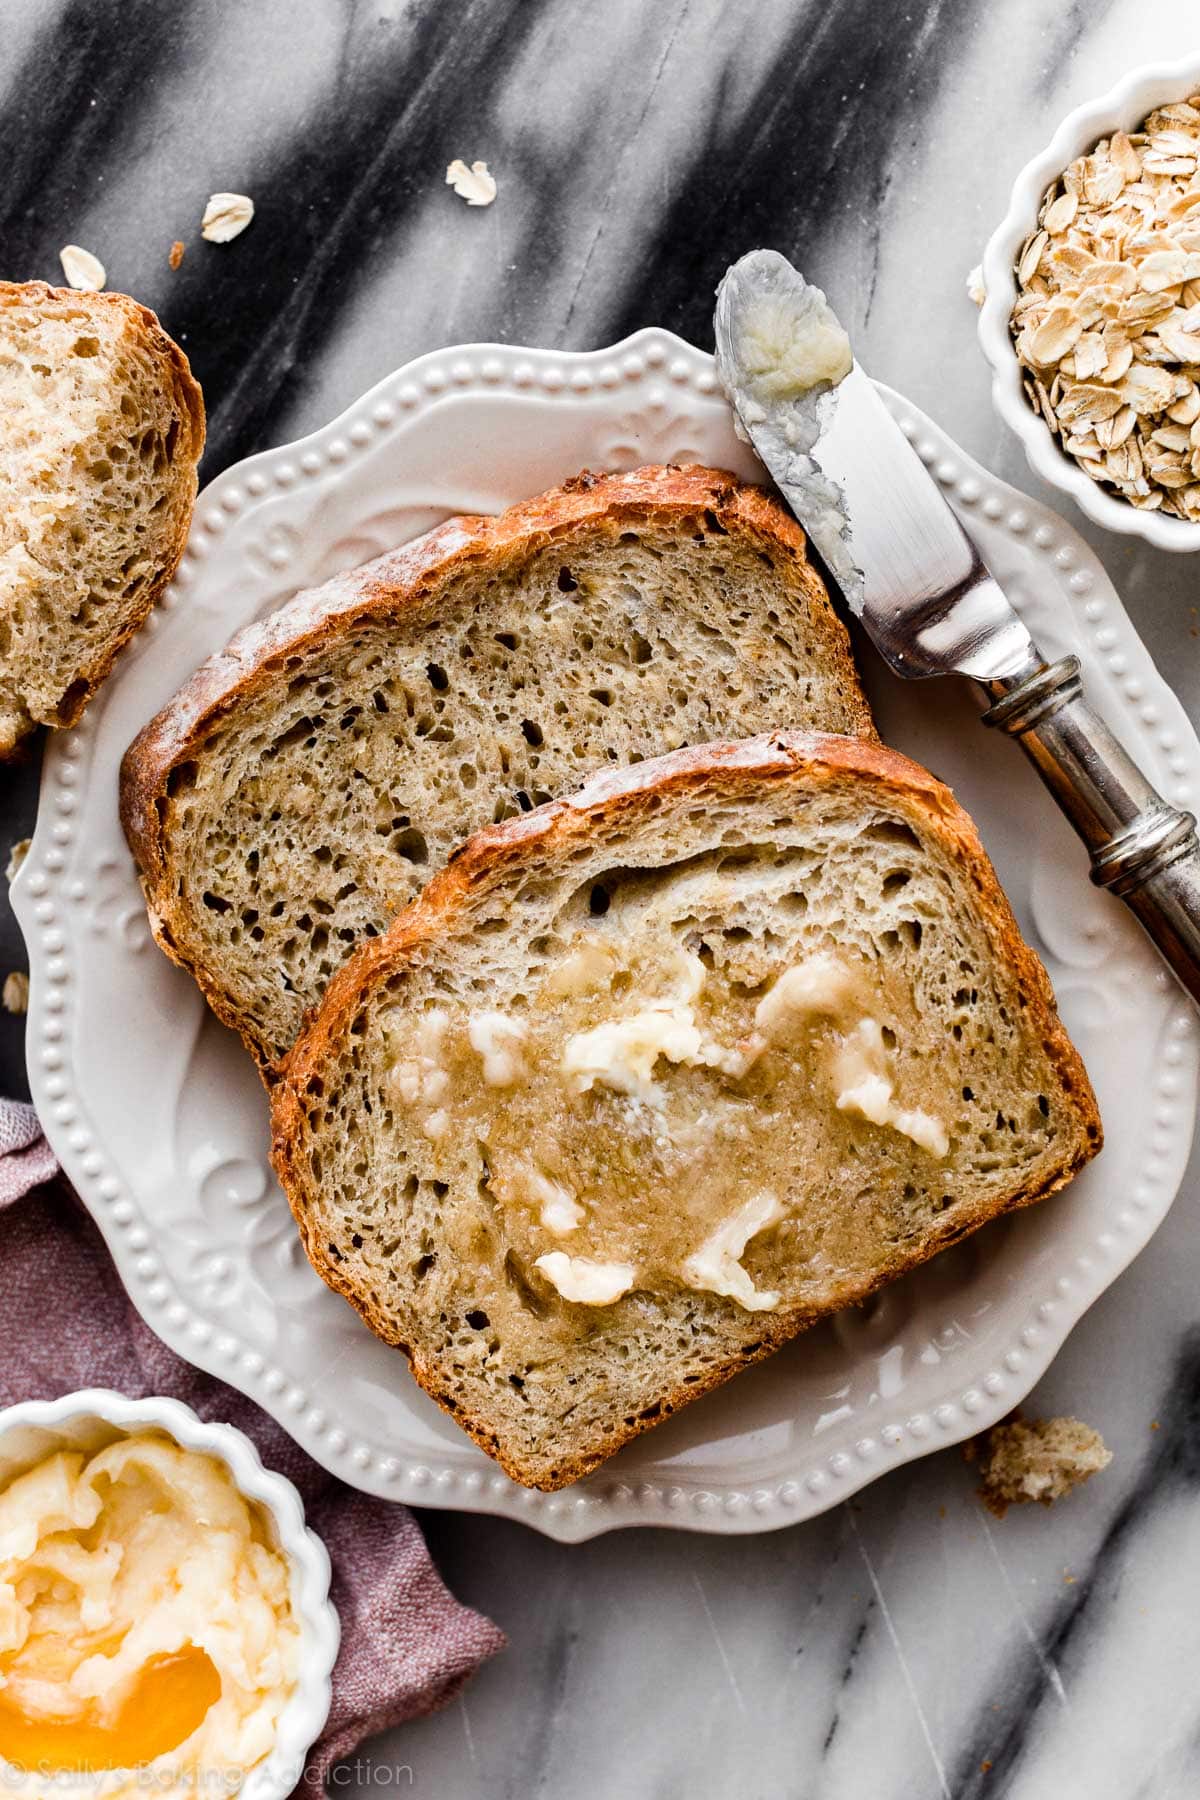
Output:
[
  {"xmin": 121, "ymin": 466, "xmax": 874, "ymax": 1070},
  {"xmin": 272, "ymin": 733, "xmax": 1101, "ymax": 1490}
]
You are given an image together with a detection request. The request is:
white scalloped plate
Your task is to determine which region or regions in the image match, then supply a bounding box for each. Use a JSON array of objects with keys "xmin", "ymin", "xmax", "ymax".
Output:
[{"xmin": 13, "ymin": 331, "xmax": 1200, "ymax": 1540}]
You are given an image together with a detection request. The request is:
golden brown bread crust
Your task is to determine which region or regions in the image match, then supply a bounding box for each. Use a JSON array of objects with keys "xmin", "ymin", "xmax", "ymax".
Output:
[
  {"xmin": 119, "ymin": 464, "xmax": 874, "ymax": 1077},
  {"xmin": 271, "ymin": 731, "xmax": 1103, "ymax": 1489},
  {"xmin": 0, "ymin": 282, "xmax": 205, "ymax": 758}
]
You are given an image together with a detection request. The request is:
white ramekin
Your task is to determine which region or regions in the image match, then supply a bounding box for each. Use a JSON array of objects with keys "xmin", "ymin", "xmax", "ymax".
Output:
[
  {"xmin": 0, "ymin": 1389, "xmax": 340, "ymax": 1799},
  {"xmin": 980, "ymin": 55, "xmax": 1200, "ymax": 552}
]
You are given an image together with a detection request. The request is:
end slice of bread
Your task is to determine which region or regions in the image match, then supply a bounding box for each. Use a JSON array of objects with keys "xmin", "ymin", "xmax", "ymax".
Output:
[
  {"xmin": 271, "ymin": 732, "xmax": 1102, "ymax": 1490},
  {"xmin": 121, "ymin": 466, "xmax": 875, "ymax": 1070},
  {"xmin": 0, "ymin": 282, "xmax": 205, "ymax": 756}
]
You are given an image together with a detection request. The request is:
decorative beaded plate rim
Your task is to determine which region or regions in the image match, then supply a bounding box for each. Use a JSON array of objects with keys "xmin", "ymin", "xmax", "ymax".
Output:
[{"xmin": 13, "ymin": 328, "xmax": 1199, "ymax": 1540}]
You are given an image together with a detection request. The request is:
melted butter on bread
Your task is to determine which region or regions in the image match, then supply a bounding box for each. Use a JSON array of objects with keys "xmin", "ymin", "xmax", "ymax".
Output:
[{"xmin": 382, "ymin": 938, "xmax": 947, "ymax": 1312}]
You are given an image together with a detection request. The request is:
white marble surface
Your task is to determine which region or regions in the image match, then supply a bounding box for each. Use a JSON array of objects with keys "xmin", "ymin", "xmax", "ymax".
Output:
[{"xmin": 6, "ymin": 1, "xmax": 1200, "ymax": 1794}]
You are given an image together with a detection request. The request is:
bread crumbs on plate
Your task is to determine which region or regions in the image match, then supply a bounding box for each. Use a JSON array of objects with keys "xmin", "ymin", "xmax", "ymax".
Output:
[{"xmin": 964, "ymin": 1413, "xmax": 1111, "ymax": 1517}]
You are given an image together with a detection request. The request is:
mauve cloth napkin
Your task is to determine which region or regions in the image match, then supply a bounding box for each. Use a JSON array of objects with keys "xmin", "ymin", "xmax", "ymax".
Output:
[{"xmin": 0, "ymin": 1097, "xmax": 505, "ymax": 1786}]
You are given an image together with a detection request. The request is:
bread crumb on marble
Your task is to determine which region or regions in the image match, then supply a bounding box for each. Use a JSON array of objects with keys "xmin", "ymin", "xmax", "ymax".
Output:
[
  {"xmin": 965, "ymin": 1413, "xmax": 1111, "ymax": 1518},
  {"xmin": 3, "ymin": 971, "xmax": 29, "ymax": 1015},
  {"xmin": 169, "ymin": 240, "xmax": 186, "ymax": 270}
]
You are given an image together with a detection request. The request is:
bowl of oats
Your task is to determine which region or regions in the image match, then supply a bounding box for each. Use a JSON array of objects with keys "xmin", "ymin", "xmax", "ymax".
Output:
[{"xmin": 980, "ymin": 57, "xmax": 1200, "ymax": 549}]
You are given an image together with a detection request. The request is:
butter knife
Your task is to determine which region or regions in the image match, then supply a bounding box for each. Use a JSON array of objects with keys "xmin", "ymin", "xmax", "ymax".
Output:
[{"xmin": 714, "ymin": 248, "xmax": 1200, "ymax": 1006}]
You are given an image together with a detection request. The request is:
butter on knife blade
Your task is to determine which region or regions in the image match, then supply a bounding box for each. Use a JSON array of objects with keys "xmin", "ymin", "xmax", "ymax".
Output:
[
  {"xmin": 713, "ymin": 249, "xmax": 1032, "ymax": 683},
  {"xmin": 714, "ymin": 250, "xmax": 865, "ymax": 615}
]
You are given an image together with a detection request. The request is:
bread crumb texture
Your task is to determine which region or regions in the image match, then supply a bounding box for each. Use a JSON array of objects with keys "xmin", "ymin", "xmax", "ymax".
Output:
[
  {"xmin": 123, "ymin": 467, "xmax": 873, "ymax": 1067},
  {"xmin": 0, "ymin": 283, "xmax": 204, "ymax": 756},
  {"xmin": 271, "ymin": 733, "xmax": 1101, "ymax": 1488},
  {"xmin": 969, "ymin": 1414, "xmax": 1112, "ymax": 1518}
]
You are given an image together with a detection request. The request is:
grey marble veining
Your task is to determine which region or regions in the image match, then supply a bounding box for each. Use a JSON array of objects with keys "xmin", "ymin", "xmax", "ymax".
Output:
[{"xmin": 5, "ymin": 1, "xmax": 1200, "ymax": 1795}]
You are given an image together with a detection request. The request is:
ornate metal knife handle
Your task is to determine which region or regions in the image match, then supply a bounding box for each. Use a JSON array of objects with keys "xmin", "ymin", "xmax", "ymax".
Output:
[{"xmin": 981, "ymin": 653, "xmax": 1200, "ymax": 1007}]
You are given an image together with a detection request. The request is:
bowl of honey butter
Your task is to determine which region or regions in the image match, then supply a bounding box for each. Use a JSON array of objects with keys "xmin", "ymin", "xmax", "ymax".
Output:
[{"xmin": 0, "ymin": 1389, "xmax": 338, "ymax": 1798}]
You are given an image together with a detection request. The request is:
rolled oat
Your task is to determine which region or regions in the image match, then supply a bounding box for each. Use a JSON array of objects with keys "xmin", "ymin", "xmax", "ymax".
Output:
[{"xmin": 1012, "ymin": 98, "xmax": 1200, "ymax": 520}]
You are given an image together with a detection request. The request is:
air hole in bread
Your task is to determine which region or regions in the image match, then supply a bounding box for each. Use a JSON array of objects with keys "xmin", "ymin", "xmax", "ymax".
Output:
[
  {"xmin": 53, "ymin": 677, "xmax": 89, "ymax": 723},
  {"xmin": 504, "ymin": 1251, "xmax": 551, "ymax": 1319},
  {"xmin": 165, "ymin": 759, "xmax": 199, "ymax": 797},
  {"xmin": 864, "ymin": 820, "xmax": 921, "ymax": 850}
]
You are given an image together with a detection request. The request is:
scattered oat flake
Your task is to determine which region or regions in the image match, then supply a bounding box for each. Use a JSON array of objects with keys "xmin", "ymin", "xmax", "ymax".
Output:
[
  {"xmin": 169, "ymin": 239, "xmax": 186, "ymax": 270},
  {"xmin": 3, "ymin": 972, "xmax": 28, "ymax": 1016},
  {"xmin": 446, "ymin": 159, "xmax": 497, "ymax": 207},
  {"xmin": 5, "ymin": 840, "xmax": 29, "ymax": 884},
  {"xmin": 201, "ymin": 192, "xmax": 255, "ymax": 243},
  {"xmin": 59, "ymin": 244, "xmax": 105, "ymax": 291}
]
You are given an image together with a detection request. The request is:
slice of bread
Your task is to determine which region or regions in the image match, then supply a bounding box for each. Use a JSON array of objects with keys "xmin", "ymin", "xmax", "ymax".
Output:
[
  {"xmin": 121, "ymin": 466, "xmax": 875, "ymax": 1071},
  {"xmin": 0, "ymin": 283, "xmax": 204, "ymax": 757},
  {"xmin": 271, "ymin": 732, "xmax": 1102, "ymax": 1490}
]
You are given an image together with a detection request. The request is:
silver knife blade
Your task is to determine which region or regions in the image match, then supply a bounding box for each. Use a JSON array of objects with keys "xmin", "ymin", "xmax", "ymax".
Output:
[{"xmin": 713, "ymin": 250, "xmax": 1034, "ymax": 683}]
